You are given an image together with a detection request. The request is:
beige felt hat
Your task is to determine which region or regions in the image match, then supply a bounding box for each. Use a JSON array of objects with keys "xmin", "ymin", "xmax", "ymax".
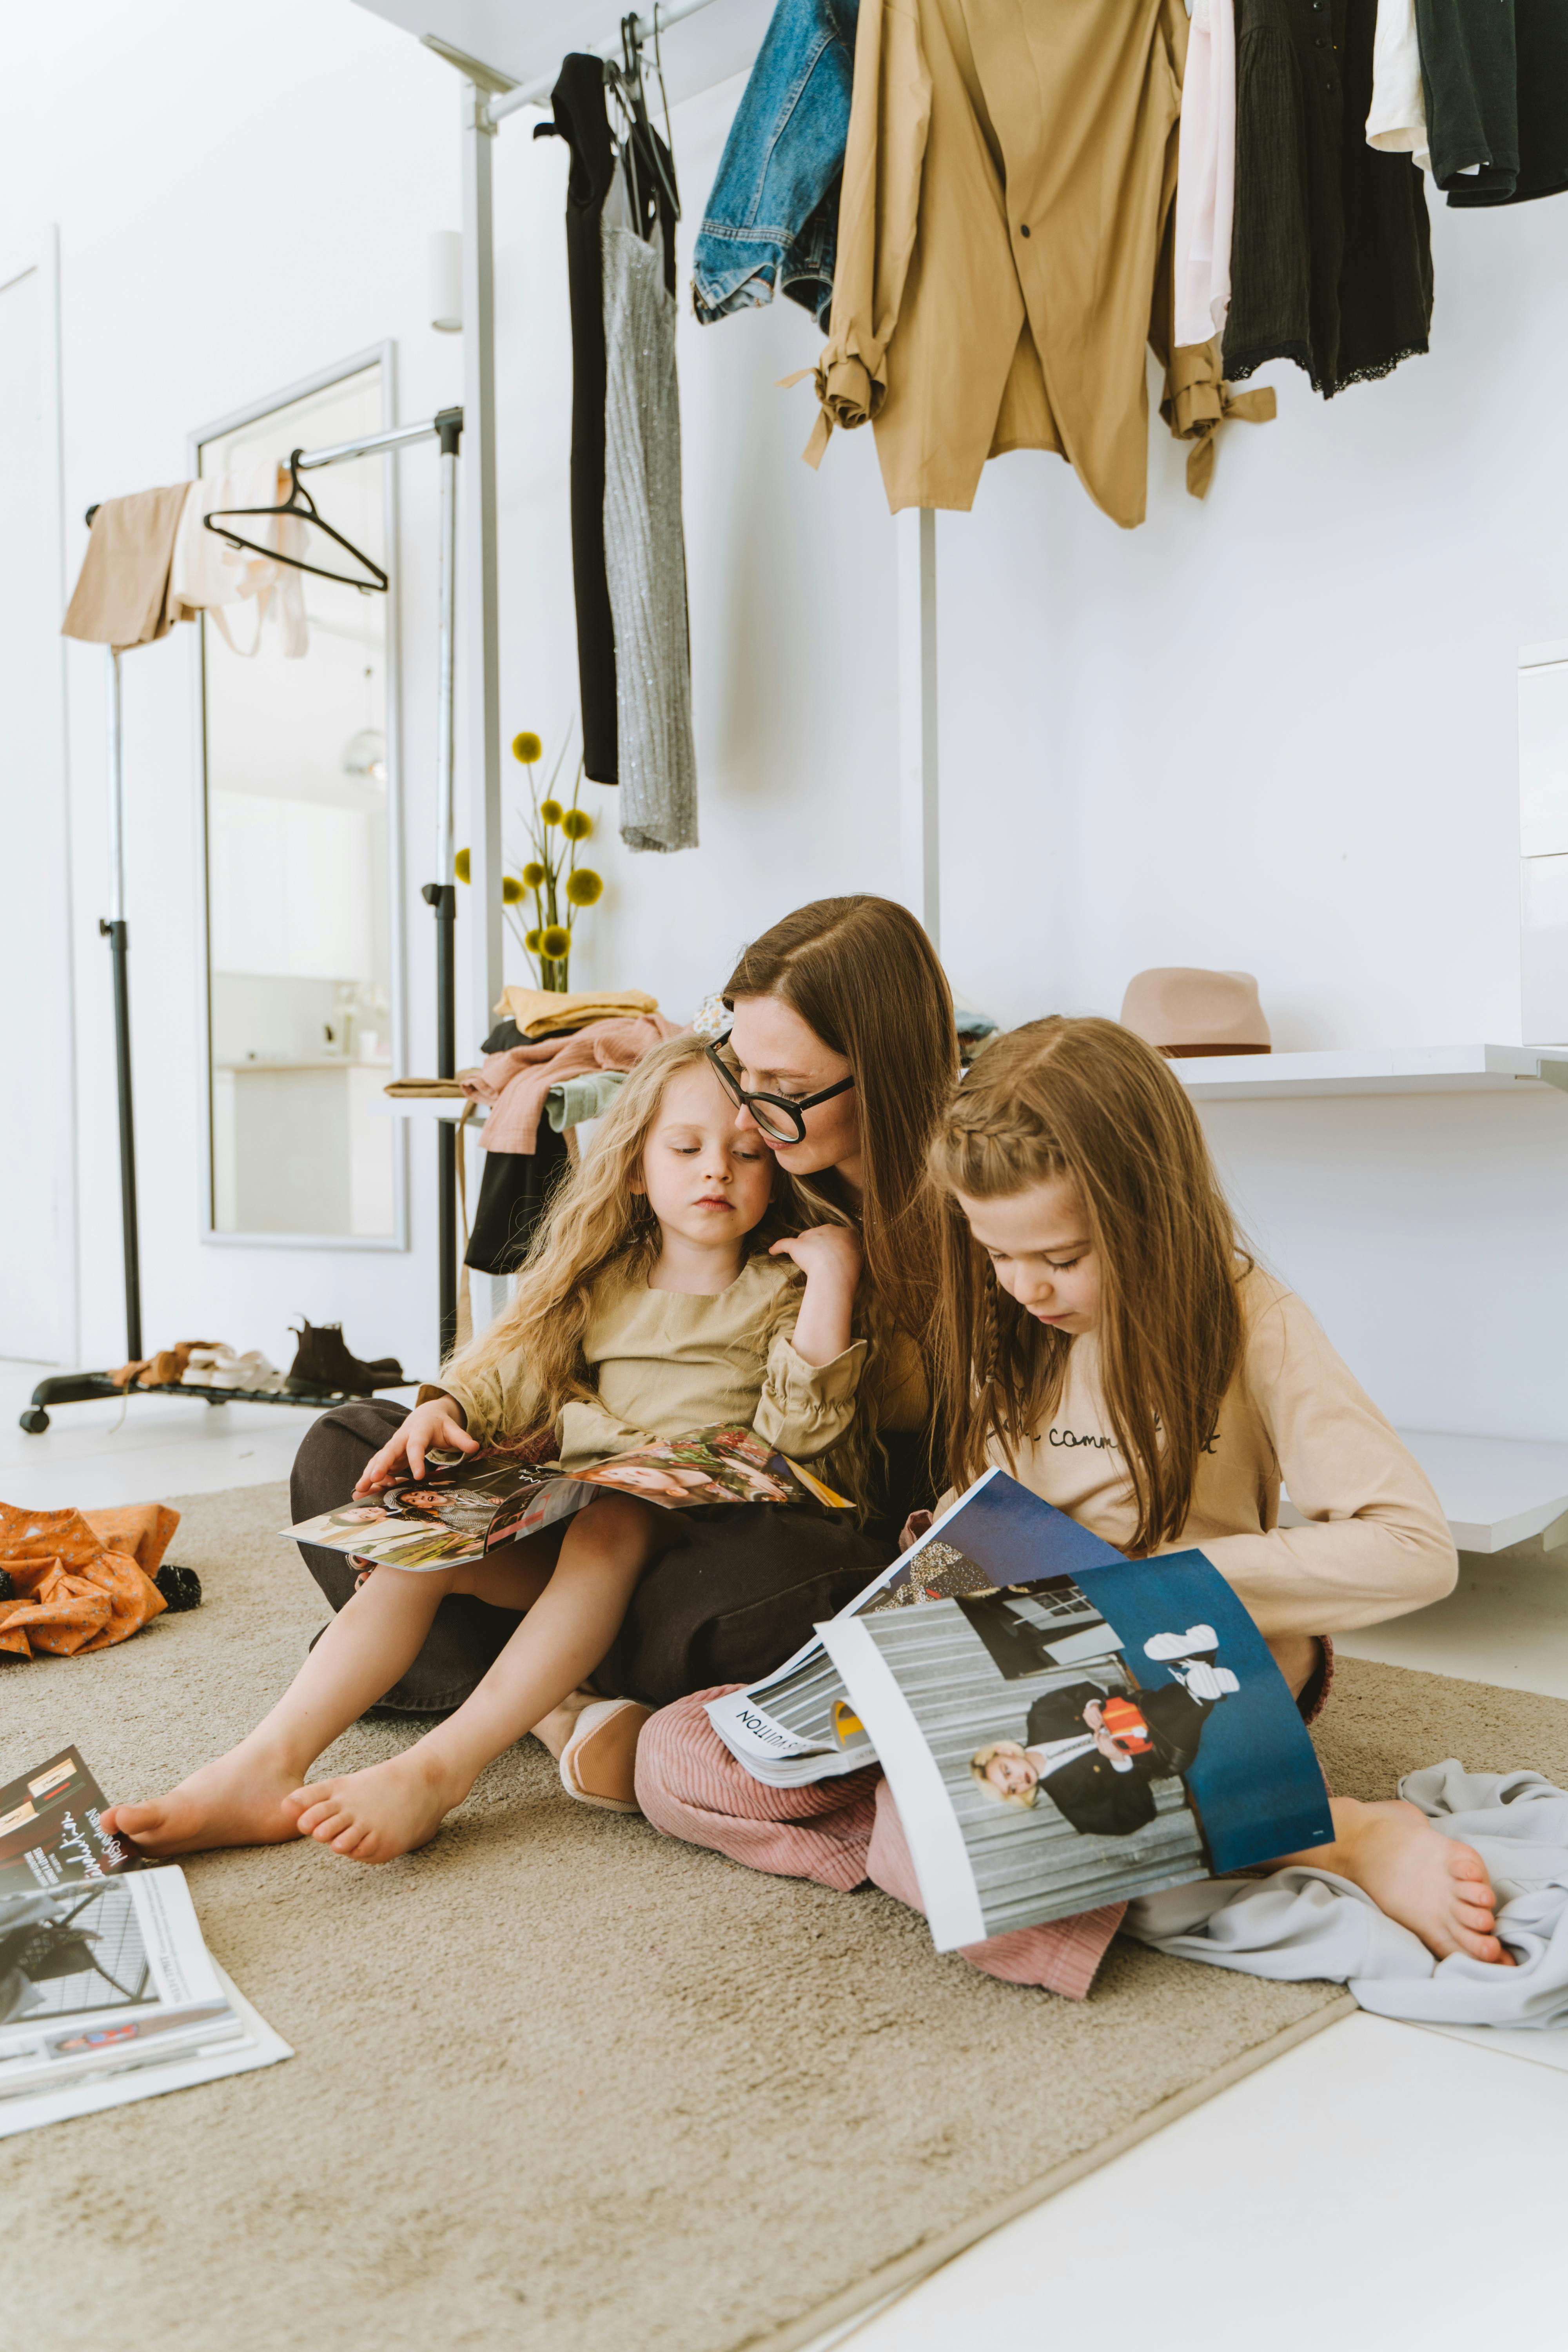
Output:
[{"xmin": 1119, "ymin": 968, "xmax": 1271, "ymax": 1058}]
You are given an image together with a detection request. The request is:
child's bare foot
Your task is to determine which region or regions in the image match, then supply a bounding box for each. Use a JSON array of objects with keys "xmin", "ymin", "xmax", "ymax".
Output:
[
  {"xmin": 285, "ymin": 1746, "xmax": 468, "ymax": 1864},
  {"xmin": 1325, "ymin": 1798, "xmax": 1514, "ymax": 1966},
  {"xmin": 101, "ymin": 1741, "xmax": 308, "ymax": 1856}
]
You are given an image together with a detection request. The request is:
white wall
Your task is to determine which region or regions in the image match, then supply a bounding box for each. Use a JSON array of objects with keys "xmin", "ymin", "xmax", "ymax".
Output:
[{"xmin": 4, "ymin": 0, "xmax": 1567, "ymax": 1437}]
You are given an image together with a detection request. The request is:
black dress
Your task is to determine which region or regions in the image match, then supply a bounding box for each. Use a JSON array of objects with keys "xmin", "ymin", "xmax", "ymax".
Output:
[
  {"xmin": 552, "ymin": 56, "xmax": 621, "ymax": 787},
  {"xmin": 1424, "ymin": 0, "xmax": 1568, "ymax": 210},
  {"xmin": 1223, "ymin": 0, "xmax": 1434, "ymax": 397},
  {"xmin": 550, "ymin": 56, "xmax": 681, "ymax": 789}
]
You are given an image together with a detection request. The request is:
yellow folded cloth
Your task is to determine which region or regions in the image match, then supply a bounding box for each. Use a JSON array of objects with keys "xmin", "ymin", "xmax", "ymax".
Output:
[{"xmin": 496, "ymin": 986, "xmax": 659, "ymax": 1040}]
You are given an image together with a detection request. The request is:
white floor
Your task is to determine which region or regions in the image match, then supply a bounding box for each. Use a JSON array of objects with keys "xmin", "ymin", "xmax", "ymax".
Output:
[{"xmin": 4, "ymin": 1360, "xmax": 1564, "ymax": 2347}]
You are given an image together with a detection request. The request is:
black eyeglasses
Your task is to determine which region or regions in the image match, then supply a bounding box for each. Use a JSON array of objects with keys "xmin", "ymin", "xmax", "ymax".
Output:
[{"xmin": 704, "ymin": 1043, "xmax": 855, "ymax": 1145}]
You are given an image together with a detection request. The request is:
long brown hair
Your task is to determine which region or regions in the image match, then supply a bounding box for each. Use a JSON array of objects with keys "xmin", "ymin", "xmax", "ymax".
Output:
[
  {"xmin": 928, "ymin": 1017, "xmax": 1248, "ymax": 1555},
  {"xmin": 724, "ymin": 896, "xmax": 957, "ymax": 1343},
  {"xmin": 443, "ymin": 1030, "xmax": 874, "ymax": 1502},
  {"xmin": 444, "ymin": 1033, "xmax": 799, "ymax": 1436}
]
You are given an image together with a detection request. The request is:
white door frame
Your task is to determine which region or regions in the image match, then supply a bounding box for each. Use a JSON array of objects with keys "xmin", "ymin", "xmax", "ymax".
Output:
[{"xmin": 1, "ymin": 224, "xmax": 78, "ymax": 1364}]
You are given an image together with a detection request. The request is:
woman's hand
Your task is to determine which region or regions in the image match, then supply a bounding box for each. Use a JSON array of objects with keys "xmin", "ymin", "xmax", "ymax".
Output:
[
  {"xmin": 899, "ymin": 1509, "xmax": 934, "ymax": 1553},
  {"xmin": 354, "ymin": 1399, "xmax": 477, "ymax": 1493},
  {"xmin": 770, "ymin": 1226, "xmax": 862, "ymax": 1368}
]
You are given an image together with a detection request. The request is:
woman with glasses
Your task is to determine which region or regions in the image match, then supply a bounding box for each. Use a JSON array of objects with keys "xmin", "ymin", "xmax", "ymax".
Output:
[{"xmin": 282, "ymin": 895, "xmax": 955, "ymax": 1744}]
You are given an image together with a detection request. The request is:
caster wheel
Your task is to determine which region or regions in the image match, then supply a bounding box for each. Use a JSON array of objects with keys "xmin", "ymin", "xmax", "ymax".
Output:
[{"xmin": 19, "ymin": 1408, "xmax": 49, "ymax": 1434}]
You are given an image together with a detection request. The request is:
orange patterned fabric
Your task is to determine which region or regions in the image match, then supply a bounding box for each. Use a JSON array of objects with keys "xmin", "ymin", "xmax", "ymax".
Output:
[{"xmin": 0, "ymin": 1502, "xmax": 178, "ymax": 1660}]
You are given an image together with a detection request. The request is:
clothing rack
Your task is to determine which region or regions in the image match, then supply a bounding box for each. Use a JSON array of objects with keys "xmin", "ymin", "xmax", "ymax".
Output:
[
  {"xmin": 430, "ymin": 0, "xmax": 942, "ymax": 982},
  {"xmin": 21, "ymin": 407, "xmax": 468, "ymax": 1435}
]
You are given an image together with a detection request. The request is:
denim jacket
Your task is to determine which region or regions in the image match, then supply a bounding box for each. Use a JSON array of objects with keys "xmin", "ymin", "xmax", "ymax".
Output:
[{"xmin": 692, "ymin": 0, "xmax": 858, "ymax": 329}]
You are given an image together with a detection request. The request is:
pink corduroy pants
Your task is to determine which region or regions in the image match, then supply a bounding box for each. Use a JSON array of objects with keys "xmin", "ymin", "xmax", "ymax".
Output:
[{"xmin": 634, "ymin": 1686, "xmax": 1124, "ymax": 2000}]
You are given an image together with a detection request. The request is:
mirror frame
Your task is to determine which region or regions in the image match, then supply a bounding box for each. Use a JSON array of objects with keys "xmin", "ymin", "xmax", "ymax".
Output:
[{"xmin": 189, "ymin": 342, "xmax": 408, "ymax": 1253}]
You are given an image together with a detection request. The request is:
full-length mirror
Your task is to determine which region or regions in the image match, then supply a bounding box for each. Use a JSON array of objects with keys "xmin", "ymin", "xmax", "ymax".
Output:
[{"xmin": 196, "ymin": 354, "xmax": 404, "ymax": 1244}]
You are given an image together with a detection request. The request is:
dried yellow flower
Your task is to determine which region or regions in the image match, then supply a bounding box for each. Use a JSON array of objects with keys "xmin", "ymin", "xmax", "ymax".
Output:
[
  {"xmin": 565, "ymin": 867, "xmax": 603, "ymax": 907},
  {"xmin": 522, "ymin": 860, "xmax": 547, "ymax": 889},
  {"xmin": 512, "ymin": 731, "xmax": 543, "ymax": 764},
  {"xmin": 539, "ymin": 799, "xmax": 563, "ymax": 826},
  {"xmin": 561, "ymin": 808, "xmax": 593, "ymax": 841},
  {"xmin": 541, "ymin": 924, "xmax": 571, "ymax": 960},
  {"xmin": 501, "ymin": 875, "xmax": 525, "ymax": 904},
  {"xmin": 454, "ymin": 847, "xmax": 470, "ymax": 884}
]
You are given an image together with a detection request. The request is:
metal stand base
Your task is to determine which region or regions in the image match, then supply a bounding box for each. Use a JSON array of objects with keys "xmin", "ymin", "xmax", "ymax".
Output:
[{"xmin": 20, "ymin": 1371, "xmax": 416, "ymax": 1436}]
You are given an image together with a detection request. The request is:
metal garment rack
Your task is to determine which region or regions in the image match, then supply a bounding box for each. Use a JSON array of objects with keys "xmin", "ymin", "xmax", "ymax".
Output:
[
  {"xmin": 436, "ymin": 0, "xmax": 941, "ymax": 1005},
  {"xmin": 21, "ymin": 407, "xmax": 466, "ymax": 1434}
]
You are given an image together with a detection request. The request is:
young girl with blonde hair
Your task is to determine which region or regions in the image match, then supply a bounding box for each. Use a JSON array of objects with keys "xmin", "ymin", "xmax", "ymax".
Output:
[
  {"xmin": 105, "ymin": 1034, "xmax": 868, "ymax": 1865},
  {"xmin": 638, "ymin": 1015, "xmax": 1511, "ymax": 1990}
]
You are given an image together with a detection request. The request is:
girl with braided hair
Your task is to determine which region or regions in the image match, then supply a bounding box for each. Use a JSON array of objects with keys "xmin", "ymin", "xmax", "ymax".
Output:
[{"xmin": 640, "ymin": 1015, "xmax": 1510, "ymax": 1991}]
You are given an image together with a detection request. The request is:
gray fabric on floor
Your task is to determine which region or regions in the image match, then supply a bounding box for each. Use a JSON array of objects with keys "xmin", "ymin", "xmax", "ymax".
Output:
[
  {"xmin": 1127, "ymin": 1762, "xmax": 1568, "ymax": 2027},
  {"xmin": 7, "ymin": 1487, "xmax": 1530, "ymax": 2352}
]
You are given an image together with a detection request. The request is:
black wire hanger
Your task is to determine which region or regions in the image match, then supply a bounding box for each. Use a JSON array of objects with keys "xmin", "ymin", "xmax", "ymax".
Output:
[{"xmin": 203, "ymin": 450, "xmax": 388, "ymax": 595}]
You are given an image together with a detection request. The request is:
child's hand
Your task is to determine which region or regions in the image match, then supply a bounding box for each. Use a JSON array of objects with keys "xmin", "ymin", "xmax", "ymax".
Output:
[
  {"xmin": 769, "ymin": 1225, "xmax": 862, "ymax": 1293},
  {"xmin": 771, "ymin": 1226, "xmax": 862, "ymax": 1368},
  {"xmin": 899, "ymin": 1509, "xmax": 934, "ymax": 1553},
  {"xmin": 355, "ymin": 1399, "xmax": 477, "ymax": 1492}
]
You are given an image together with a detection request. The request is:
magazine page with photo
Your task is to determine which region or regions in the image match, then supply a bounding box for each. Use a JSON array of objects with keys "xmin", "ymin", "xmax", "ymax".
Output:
[
  {"xmin": 819, "ymin": 1479, "xmax": 1334, "ymax": 1950},
  {"xmin": 706, "ymin": 1467, "xmax": 1127, "ymax": 1786},
  {"xmin": 0, "ymin": 1749, "xmax": 141, "ymax": 1898},
  {"xmin": 286, "ymin": 1425, "xmax": 852, "ymax": 1575}
]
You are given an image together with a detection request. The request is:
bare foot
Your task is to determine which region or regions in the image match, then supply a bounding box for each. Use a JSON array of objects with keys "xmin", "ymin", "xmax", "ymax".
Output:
[
  {"xmin": 101, "ymin": 1741, "xmax": 307, "ymax": 1856},
  {"xmin": 285, "ymin": 1746, "xmax": 468, "ymax": 1864},
  {"xmin": 1329, "ymin": 1798, "xmax": 1514, "ymax": 1966}
]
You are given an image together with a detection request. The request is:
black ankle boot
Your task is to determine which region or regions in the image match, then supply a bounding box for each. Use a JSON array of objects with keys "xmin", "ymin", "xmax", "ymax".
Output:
[{"xmin": 285, "ymin": 1321, "xmax": 405, "ymax": 1397}]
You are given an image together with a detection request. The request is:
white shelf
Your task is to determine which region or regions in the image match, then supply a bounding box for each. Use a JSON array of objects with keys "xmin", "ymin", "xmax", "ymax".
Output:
[
  {"xmin": 1282, "ymin": 1428, "xmax": 1568, "ymax": 1555},
  {"xmin": 1173, "ymin": 1042, "xmax": 1568, "ymax": 1101},
  {"xmin": 372, "ymin": 1095, "xmax": 486, "ymax": 1123}
]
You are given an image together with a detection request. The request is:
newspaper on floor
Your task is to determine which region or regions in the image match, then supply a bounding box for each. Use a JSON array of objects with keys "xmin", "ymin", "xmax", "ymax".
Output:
[
  {"xmin": 287, "ymin": 1423, "xmax": 851, "ymax": 1573},
  {"xmin": 0, "ymin": 1749, "xmax": 291, "ymax": 2137},
  {"xmin": 815, "ymin": 1477, "xmax": 1335, "ymax": 1950}
]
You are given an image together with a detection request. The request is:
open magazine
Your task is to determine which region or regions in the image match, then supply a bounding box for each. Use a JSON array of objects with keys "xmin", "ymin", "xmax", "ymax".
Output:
[
  {"xmin": 710, "ymin": 1470, "xmax": 1335, "ymax": 1950},
  {"xmin": 288, "ymin": 1423, "xmax": 852, "ymax": 1573},
  {"xmin": 0, "ymin": 1750, "xmax": 291, "ymax": 2136}
]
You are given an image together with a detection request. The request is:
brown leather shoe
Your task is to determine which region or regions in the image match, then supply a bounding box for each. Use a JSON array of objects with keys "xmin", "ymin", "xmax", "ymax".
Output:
[{"xmin": 559, "ymin": 1699, "xmax": 652, "ymax": 1813}]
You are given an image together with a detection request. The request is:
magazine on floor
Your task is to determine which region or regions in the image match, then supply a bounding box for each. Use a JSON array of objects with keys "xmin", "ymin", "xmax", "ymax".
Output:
[
  {"xmin": 0, "ymin": 1747, "xmax": 141, "ymax": 1899},
  {"xmin": 810, "ymin": 1474, "xmax": 1334, "ymax": 1949},
  {"xmin": 0, "ymin": 1751, "xmax": 291, "ymax": 2137},
  {"xmin": 287, "ymin": 1423, "xmax": 853, "ymax": 1573}
]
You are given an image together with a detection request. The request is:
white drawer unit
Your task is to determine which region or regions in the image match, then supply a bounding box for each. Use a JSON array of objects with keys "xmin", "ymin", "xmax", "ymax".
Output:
[{"xmin": 1520, "ymin": 639, "xmax": 1568, "ymax": 1044}]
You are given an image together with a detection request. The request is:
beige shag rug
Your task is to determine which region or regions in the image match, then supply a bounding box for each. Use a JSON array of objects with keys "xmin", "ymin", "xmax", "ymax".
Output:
[{"xmin": 6, "ymin": 1483, "xmax": 1563, "ymax": 2352}]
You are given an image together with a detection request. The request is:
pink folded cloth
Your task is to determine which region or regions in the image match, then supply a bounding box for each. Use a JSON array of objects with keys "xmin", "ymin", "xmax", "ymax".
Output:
[{"xmin": 465, "ymin": 1014, "xmax": 682, "ymax": 1153}]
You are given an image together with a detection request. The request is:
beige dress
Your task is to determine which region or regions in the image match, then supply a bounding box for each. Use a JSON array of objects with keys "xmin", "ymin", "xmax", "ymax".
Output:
[{"xmin": 441, "ymin": 1254, "xmax": 865, "ymax": 1472}]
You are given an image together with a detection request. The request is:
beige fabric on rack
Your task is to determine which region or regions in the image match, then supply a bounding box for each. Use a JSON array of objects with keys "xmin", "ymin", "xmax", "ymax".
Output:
[
  {"xmin": 807, "ymin": 0, "xmax": 1243, "ymax": 526},
  {"xmin": 169, "ymin": 462, "xmax": 308, "ymax": 658},
  {"xmin": 60, "ymin": 485, "xmax": 189, "ymax": 650}
]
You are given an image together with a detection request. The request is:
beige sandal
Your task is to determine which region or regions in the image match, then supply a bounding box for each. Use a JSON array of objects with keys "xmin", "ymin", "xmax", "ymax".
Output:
[{"xmin": 558, "ymin": 1698, "xmax": 652, "ymax": 1813}]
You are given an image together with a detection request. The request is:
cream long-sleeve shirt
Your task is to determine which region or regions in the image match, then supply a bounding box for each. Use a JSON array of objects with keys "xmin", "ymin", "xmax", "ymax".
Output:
[
  {"xmin": 950, "ymin": 1269, "xmax": 1456, "ymax": 1639},
  {"xmin": 441, "ymin": 1254, "xmax": 865, "ymax": 1472}
]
